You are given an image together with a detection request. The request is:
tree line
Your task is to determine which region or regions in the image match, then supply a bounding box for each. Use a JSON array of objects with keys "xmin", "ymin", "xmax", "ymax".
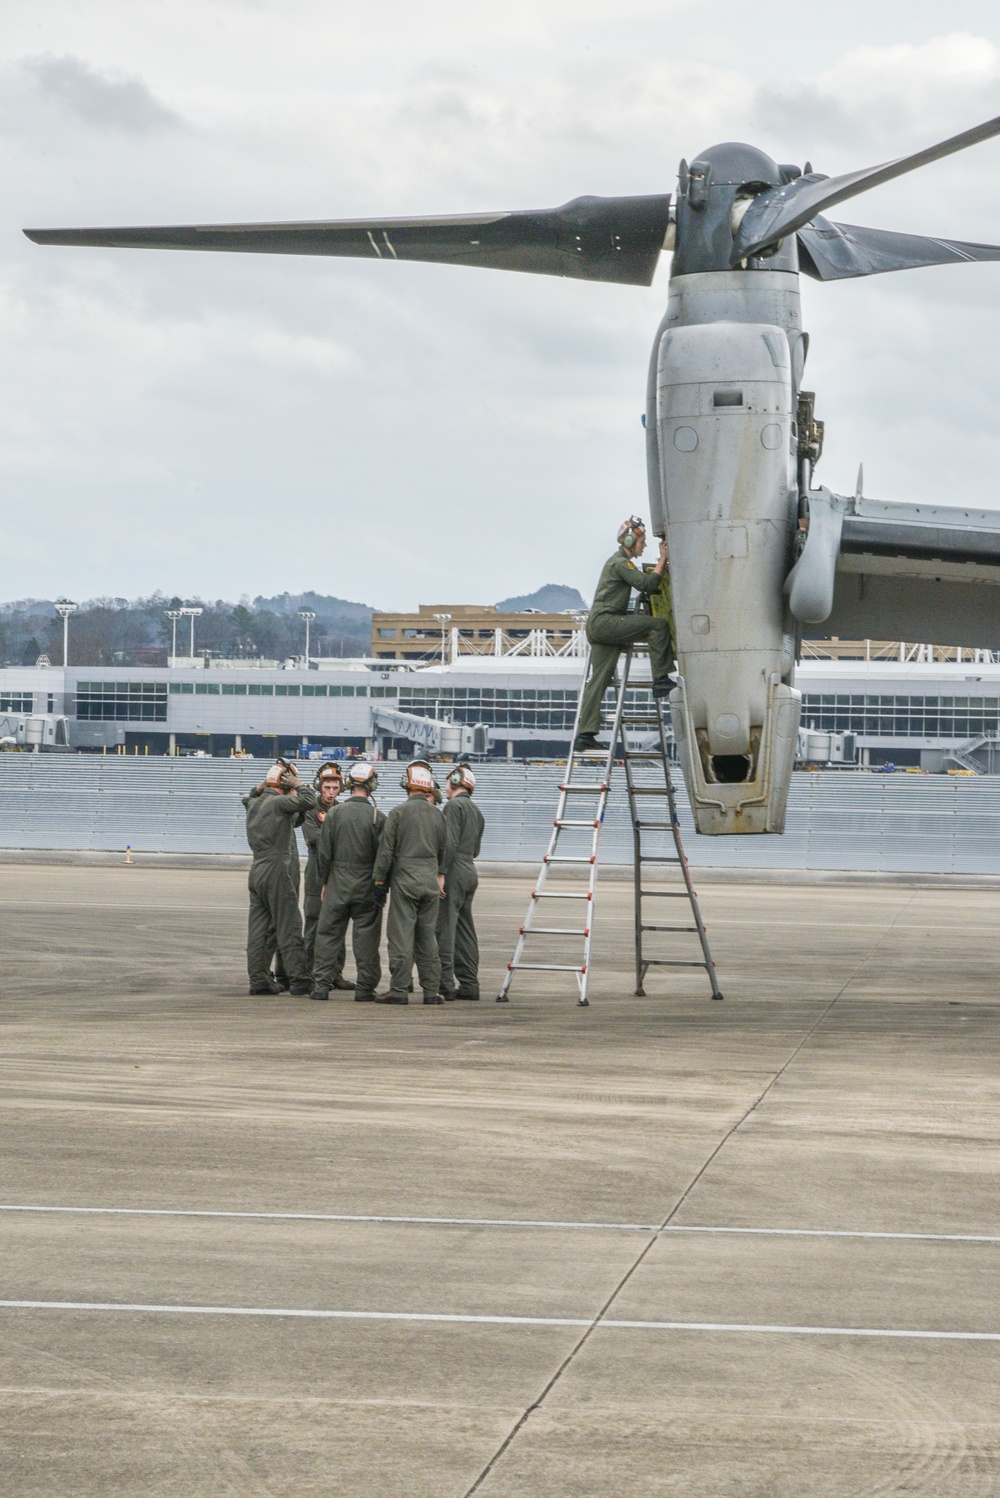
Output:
[{"xmin": 0, "ymin": 591, "xmax": 373, "ymax": 668}]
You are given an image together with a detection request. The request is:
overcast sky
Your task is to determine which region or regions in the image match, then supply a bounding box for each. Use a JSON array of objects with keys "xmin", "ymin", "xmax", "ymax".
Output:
[{"xmin": 3, "ymin": 2, "xmax": 1000, "ymax": 610}]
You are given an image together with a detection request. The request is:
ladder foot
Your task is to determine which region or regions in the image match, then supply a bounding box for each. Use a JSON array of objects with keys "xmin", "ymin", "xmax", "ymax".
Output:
[
  {"xmin": 577, "ymin": 997, "xmax": 590, "ymax": 1007},
  {"xmin": 634, "ymin": 987, "xmax": 645, "ymax": 997},
  {"xmin": 496, "ymin": 994, "xmax": 509, "ymax": 1003},
  {"xmin": 711, "ymin": 992, "xmax": 724, "ymax": 1001}
]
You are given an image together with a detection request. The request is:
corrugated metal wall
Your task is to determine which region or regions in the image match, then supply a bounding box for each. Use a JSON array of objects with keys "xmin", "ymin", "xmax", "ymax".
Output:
[{"xmin": 1, "ymin": 757, "xmax": 998, "ymax": 873}]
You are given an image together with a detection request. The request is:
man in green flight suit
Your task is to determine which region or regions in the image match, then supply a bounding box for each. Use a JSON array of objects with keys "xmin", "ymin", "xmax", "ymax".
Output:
[
  {"xmin": 302, "ymin": 762, "xmax": 351, "ymax": 989},
  {"xmin": 436, "ymin": 763, "xmax": 485, "ymax": 1001},
  {"xmin": 311, "ymin": 762, "xmax": 386, "ymax": 1003},
  {"xmin": 373, "ymin": 759, "xmax": 447, "ymax": 1006},
  {"xmin": 245, "ymin": 759, "xmax": 316, "ymax": 996},
  {"xmin": 242, "ymin": 766, "xmax": 309, "ymax": 992},
  {"xmin": 575, "ymin": 515, "xmax": 673, "ymax": 753}
]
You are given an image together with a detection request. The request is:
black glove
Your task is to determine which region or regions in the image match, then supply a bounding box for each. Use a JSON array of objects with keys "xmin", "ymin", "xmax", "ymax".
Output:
[{"xmin": 372, "ymin": 883, "xmax": 387, "ymax": 911}]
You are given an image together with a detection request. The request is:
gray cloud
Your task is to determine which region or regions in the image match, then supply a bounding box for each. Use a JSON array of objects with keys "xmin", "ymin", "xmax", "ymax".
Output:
[{"xmin": 19, "ymin": 53, "xmax": 181, "ymax": 134}]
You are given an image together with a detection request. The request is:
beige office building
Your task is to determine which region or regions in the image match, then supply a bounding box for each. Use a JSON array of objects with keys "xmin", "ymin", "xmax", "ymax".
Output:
[{"xmin": 371, "ymin": 603, "xmax": 584, "ymax": 661}]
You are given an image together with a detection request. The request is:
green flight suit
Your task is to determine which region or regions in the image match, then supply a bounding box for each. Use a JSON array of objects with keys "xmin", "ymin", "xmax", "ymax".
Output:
[
  {"xmin": 242, "ymin": 785, "xmax": 304, "ymax": 984},
  {"xmin": 577, "ymin": 548, "xmax": 674, "ymax": 736},
  {"xmin": 245, "ymin": 784, "xmax": 316, "ymax": 989},
  {"xmin": 303, "ymin": 800, "xmax": 345, "ymax": 980},
  {"xmin": 314, "ymin": 795, "xmax": 387, "ymax": 996},
  {"xmin": 437, "ymin": 792, "xmax": 485, "ymax": 998},
  {"xmin": 373, "ymin": 794, "xmax": 447, "ymax": 999}
]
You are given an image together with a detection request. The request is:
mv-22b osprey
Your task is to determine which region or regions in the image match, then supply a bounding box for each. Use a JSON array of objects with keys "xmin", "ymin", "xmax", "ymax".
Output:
[{"xmin": 26, "ymin": 113, "xmax": 1000, "ymax": 833}]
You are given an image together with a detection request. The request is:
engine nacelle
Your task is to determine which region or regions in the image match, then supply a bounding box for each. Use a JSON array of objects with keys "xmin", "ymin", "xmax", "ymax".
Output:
[{"xmin": 656, "ymin": 317, "xmax": 800, "ymax": 833}]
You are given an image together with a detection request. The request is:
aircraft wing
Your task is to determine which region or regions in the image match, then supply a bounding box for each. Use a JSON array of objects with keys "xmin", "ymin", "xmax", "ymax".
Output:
[
  {"xmin": 786, "ymin": 488, "xmax": 1000, "ymax": 649},
  {"xmin": 24, "ymin": 194, "xmax": 673, "ymax": 287}
]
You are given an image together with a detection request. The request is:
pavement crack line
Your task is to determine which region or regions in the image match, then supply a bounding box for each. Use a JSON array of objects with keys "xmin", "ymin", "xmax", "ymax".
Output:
[{"xmin": 462, "ymin": 892, "xmax": 919, "ymax": 1497}]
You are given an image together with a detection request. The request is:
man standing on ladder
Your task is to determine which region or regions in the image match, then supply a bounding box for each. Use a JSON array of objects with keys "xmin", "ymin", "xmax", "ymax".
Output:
[{"xmin": 574, "ymin": 517, "xmax": 674, "ymax": 754}]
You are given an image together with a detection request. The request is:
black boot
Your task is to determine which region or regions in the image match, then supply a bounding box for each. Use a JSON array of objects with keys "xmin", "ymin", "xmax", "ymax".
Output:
[
  {"xmin": 573, "ymin": 732, "xmax": 603, "ymax": 753},
  {"xmin": 310, "ymin": 988, "xmax": 329, "ymax": 1001},
  {"xmin": 249, "ymin": 977, "xmax": 282, "ymax": 996}
]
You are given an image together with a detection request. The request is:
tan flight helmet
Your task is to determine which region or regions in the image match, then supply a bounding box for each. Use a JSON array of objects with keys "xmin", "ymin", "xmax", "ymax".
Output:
[
  {"xmin": 446, "ymin": 763, "xmax": 476, "ymax": 793},
  {"xmin": 265, "ymin": 757, "xmax": 299, "ymax": 790},
  {"xmin": 617, "ymin": 515, "xmax": 645, "ymax": 554},
  {"xmin": 401, "ymin": 758, "xmax": 440, "ymax": 797},
  {"xmin": 314, "ymin": 760, "xmax": 343, "ymax": 792},
  {"xmin": 345, "ymin": 761, "xmax": 379, "ymax": 793}
]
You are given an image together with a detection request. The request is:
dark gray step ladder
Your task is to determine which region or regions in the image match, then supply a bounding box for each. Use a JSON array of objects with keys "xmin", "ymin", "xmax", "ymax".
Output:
[
  {"xmin": 618, "ymin": 647, "xmax": 722, "ymax": 1002},
  {"xmin": 497, "ymin": 644, "xmax": 722, "ymax": 1006}
]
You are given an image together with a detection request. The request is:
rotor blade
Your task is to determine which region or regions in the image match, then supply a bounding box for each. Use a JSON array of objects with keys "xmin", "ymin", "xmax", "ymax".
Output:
[
  {"xmin": 25, "ymin": 193, "xmax": 672, "ymax": 288},
  {"xmin": 733, "ymin": 112, "xmax": 1000, "ymax": 262},
  {"xmin": 798, "ymin": 216, "xmax": 1000, "ymax": 280}
]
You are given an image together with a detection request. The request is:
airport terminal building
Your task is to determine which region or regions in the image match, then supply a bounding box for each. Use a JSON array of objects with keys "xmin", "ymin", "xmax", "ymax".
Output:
[{"xmin": 3, "ymin": 644, "xmax": 1000, "ymax": 768}]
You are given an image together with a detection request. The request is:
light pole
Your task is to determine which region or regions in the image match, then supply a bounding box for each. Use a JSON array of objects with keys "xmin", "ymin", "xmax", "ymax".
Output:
[
  {"xmin": 54, "ymin": 600, "xmax": 77, "ymax": 667},
  {"xmin": 179, "ymin": 606, "xmax": 203, "ymax": 659},
  {"xmin": 432, "ymin": 612, "xmax": 452, "ymax": 665},
  {"xmin": 165, "ymin": 609, "xmax": 181, "ymax": 661},
  {"xmin": 298, "ymin": 610, "xmax": 316, "ymax": 664}
]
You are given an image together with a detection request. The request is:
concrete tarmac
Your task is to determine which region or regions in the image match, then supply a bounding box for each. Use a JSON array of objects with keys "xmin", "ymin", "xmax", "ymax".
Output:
[{"xmin": 1, "ymin": 865, "xmax": 999, "ymax": 1495}]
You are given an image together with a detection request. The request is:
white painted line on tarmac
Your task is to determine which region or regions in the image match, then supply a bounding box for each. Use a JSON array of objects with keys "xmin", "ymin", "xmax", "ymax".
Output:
[
  {"xmin": 1, "ymin": 1300, "xmax": 999, "ymax": 1341},
  {"xmin": 0, "ymin": 901, "xmax": 247, "ymax": 913},
  {"xmin": 0, "ymin": 1205, "xmax": 657, "ymax": 1231},
  {"xmin": 1, "ymin": 1205, "xmax": 998, "ymax": 1244},
  {"xmin": 663, "ymin": 1225, "xmax": 1000, "ymax": 1245}
]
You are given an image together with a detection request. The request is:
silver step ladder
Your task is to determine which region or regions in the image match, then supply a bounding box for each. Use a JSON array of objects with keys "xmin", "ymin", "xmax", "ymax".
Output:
[
  {"xmin": 618, "ymin": 649, "xmax": 723, "ymax": 1002},
  {"xmin": 497, "ymin": 645, "xmax": 722, "ymax": 1006}
]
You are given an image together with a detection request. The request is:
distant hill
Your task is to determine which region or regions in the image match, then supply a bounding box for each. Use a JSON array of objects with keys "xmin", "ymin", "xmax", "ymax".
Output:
[
  {"xmin": 495, "ymin": 584, "xmax": 587, "ymax": 614},
  {"xmin": 251, "ymin": 591, "xmax": 372, "ymax": 627}
]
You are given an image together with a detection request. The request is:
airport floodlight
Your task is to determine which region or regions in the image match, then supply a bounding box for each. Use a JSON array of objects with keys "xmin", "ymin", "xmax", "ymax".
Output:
[
  {"xmin": 298, "ymin": 609, "xmax": 316, "ymax": 663},
  {"xmin": 432, "ymin": 612, "xmax": 452, "ymax": 665},
  {"xmin": 54, "ymin": 599, "xmax": 77, "ymax": 667},
  {"xmin": 178, "ymin": 606, "xmax": 203, "ymax": 658},
  {"xmin": 164, "ymin": 609, "xmax": 182, "ymax": 660}
]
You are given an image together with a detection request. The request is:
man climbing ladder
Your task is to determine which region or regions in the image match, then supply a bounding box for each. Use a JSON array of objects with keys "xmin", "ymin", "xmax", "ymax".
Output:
[{"xmin": 575, "ymin": 515, "xmax": 674, "ymax": 754}]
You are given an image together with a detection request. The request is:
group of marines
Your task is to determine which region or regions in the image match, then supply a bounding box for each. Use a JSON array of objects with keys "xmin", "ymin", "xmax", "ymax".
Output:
[
  {"xmin": 241, "ymin": 516, "xmax": 669, "ymax": 1005},
  {"xmin": 243, "ymin": 754, "xmax": 485, "ymax": 1005}
]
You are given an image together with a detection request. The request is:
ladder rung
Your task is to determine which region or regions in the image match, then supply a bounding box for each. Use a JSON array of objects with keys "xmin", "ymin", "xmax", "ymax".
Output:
[
  {"xmin": 556, "ymin": 819, "xmax": 600, "ymax": 829},
  {"xmin": 533, "ymin": 891, "xmax": 593, "ymax": 900},
  {"xmin": 545, "ymin": 855, "xmax": 595, "ymax": 864},
  {"xmin": 639, "ymin": 890, "xmax": 690, "ymax": 897},
  {"xmin": 561, "ymin": 783, "xmax": 608, "ymax": 793},
  {"xmin": 522, "ymin": 927, "xmax": 589, "ymax": 936},
  {"xmin": 622, "ymin": 716, "xmax": 662, "ymax": 725},
  {"xmin": 634, "ymin": 821, "xmax": 675, "ymax": 830},
  {"xmin": 622, "ymin": 752, "xmax": 664, "ymax": 759},
  {"xmin": 509, "ymin": 962, "xmax": 585, "ymax": 973},
  {"xmin": 642, "ymin": 959, "xmax": 709, "ymax": 968},
  {"xmin": 629, "ymin": 787, "xmax": 674, "ymax": 796},
  {"xmin": 641, "ymin": 924, "xmax": 698, "ymax": 932}
]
